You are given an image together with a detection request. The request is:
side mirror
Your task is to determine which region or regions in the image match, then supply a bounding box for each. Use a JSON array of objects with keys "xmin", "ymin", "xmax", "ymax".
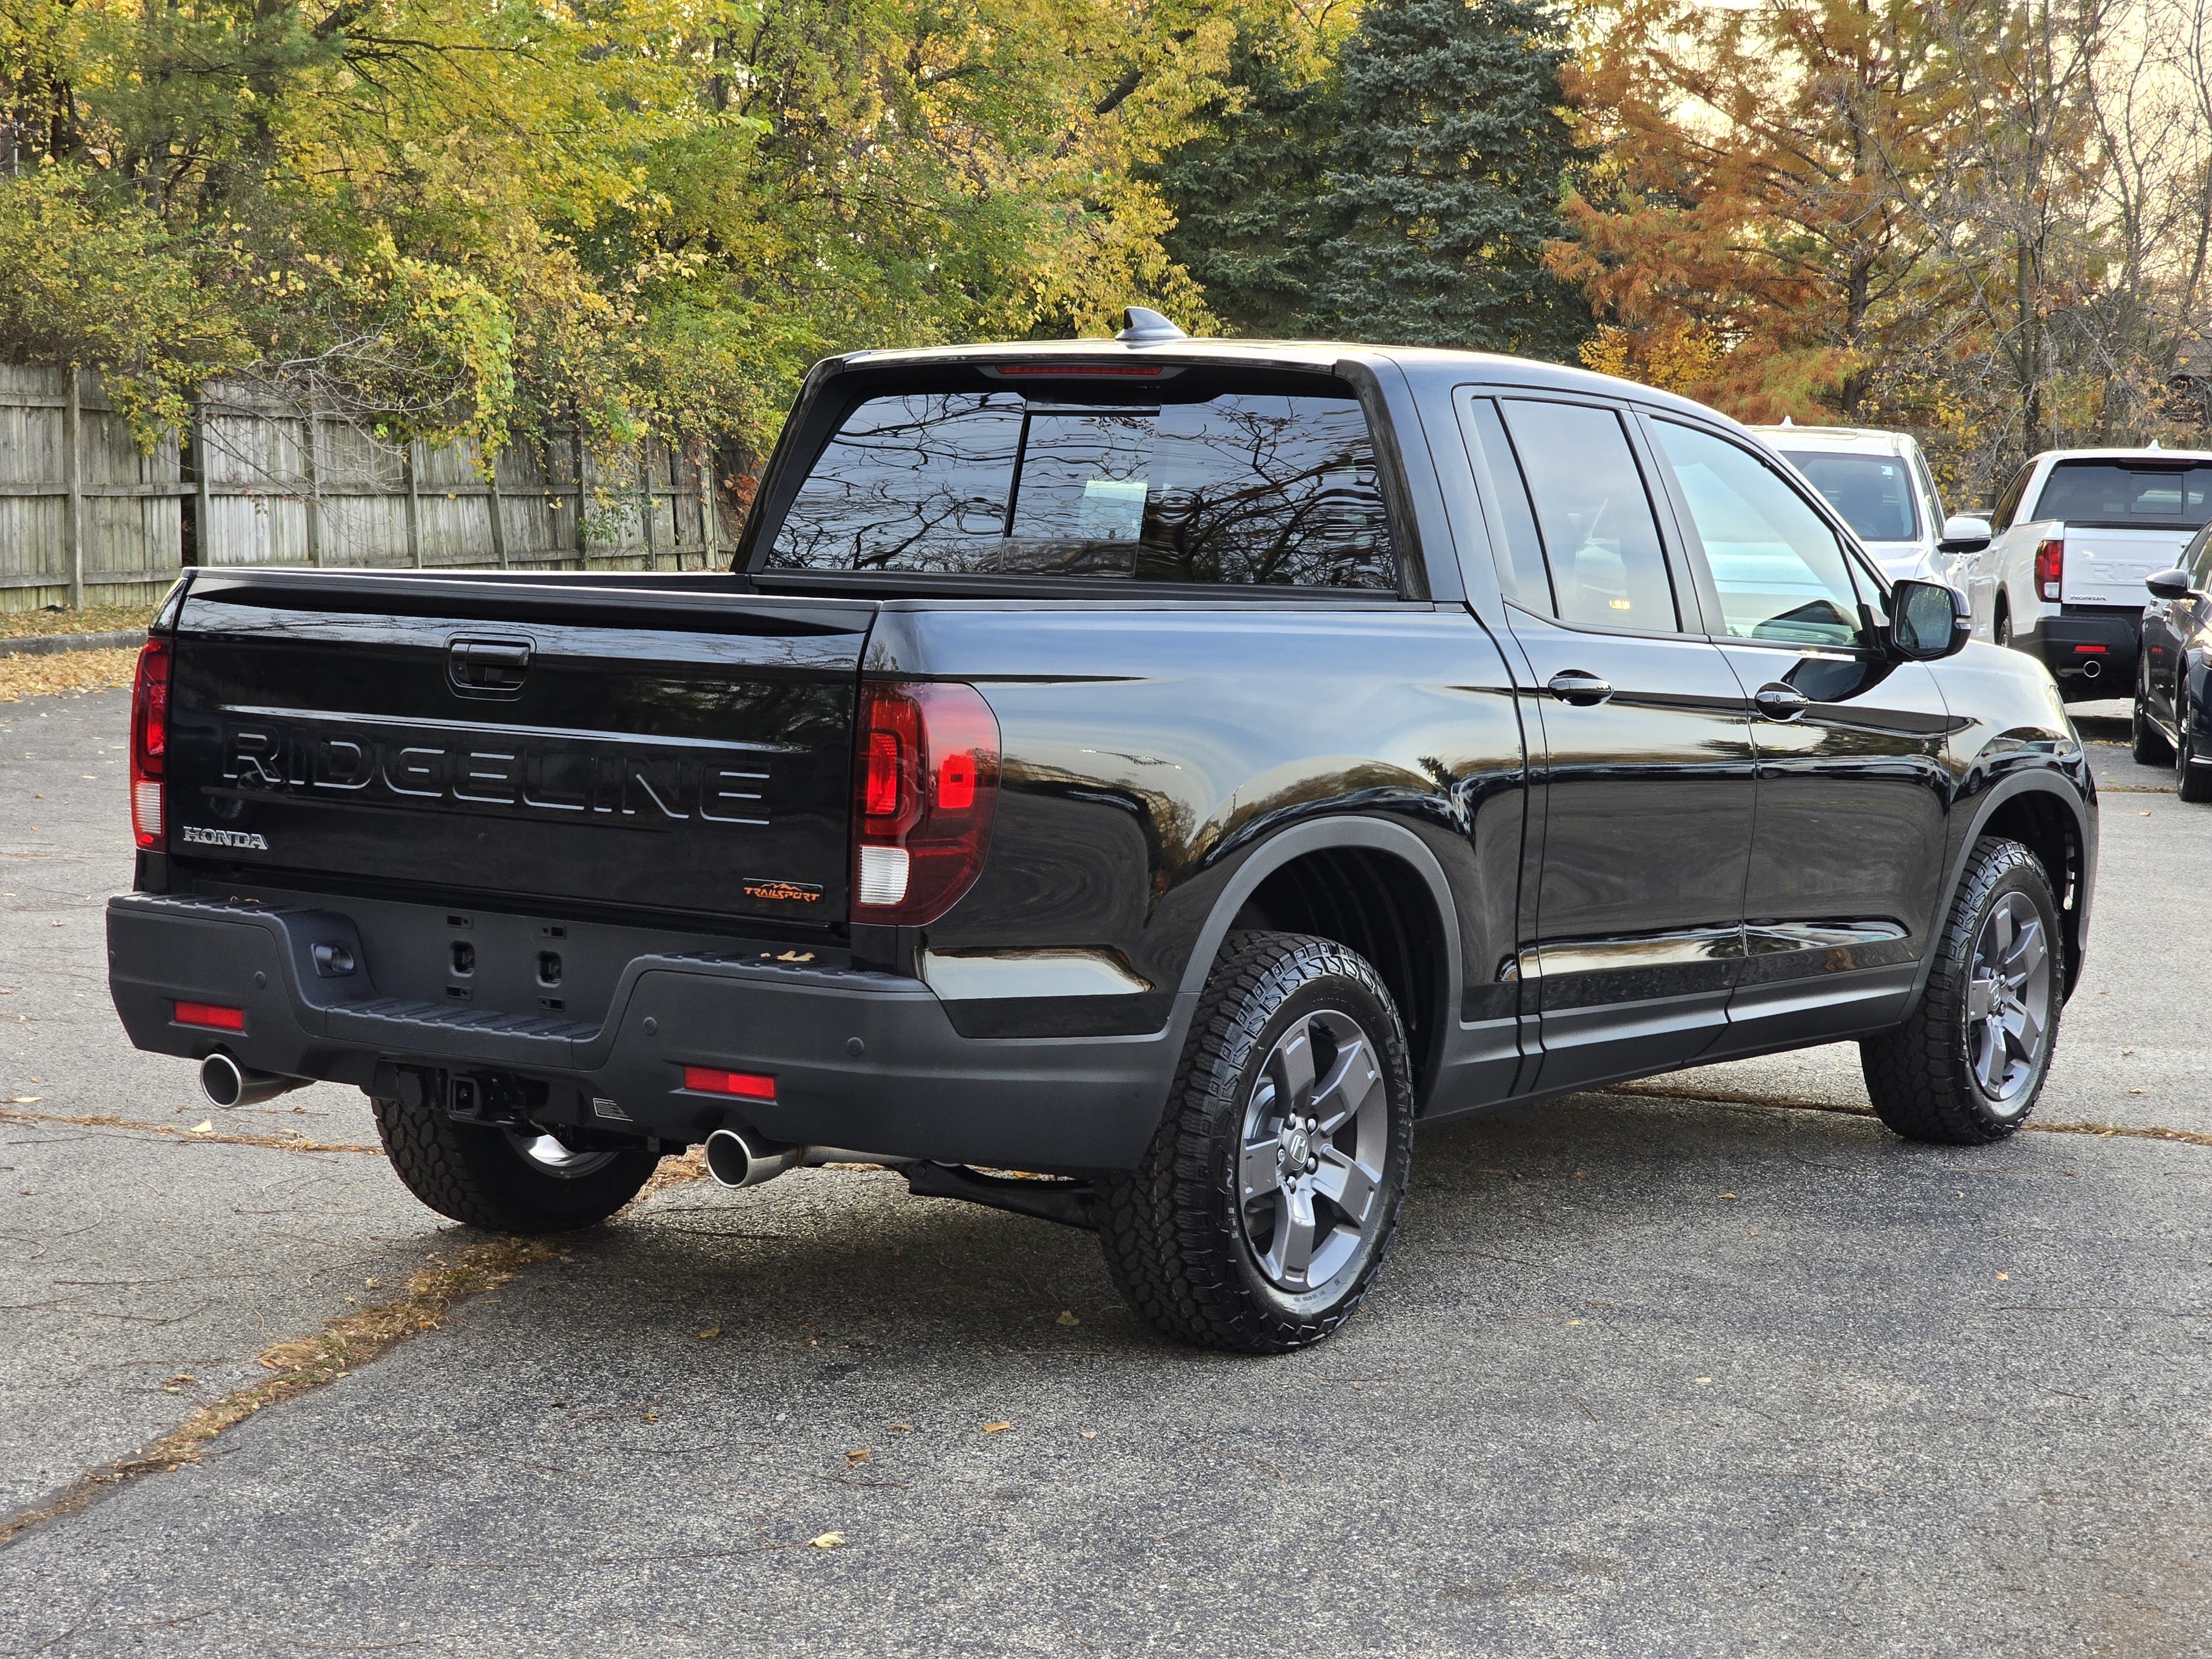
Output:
[
  {"xmin": 1938, "ymin": 514, "xmax": 1991, "ymax": 555},
  {"xmin": 1890, "ymin": 578, "xmax": 1970, "ymax": 661},
  {"xmin": 2146, "ymin": 567, "xmax": 2196, "ymax": 602}
]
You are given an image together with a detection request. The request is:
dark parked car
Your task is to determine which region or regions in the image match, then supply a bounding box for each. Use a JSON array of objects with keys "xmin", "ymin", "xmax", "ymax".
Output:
[
  {"xmin": 109, "ymin": 315, "xmax": 2097, "ymax": 1351},
  {"xmin": 2131, "ymin": 524, "xmax": 2212, "ymax": 802}
]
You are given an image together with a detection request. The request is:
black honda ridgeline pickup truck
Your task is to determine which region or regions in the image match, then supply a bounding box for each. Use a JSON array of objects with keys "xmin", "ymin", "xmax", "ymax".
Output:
[{"xmin": 109, "ymin": 313, "xmax": 2096, "ymax": 1351}]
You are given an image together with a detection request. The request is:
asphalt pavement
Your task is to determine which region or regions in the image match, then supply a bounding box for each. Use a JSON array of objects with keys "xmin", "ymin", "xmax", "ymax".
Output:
[{"xmin": 4, "ymin": 687, "xmax": 2209, "ymax": 1657}]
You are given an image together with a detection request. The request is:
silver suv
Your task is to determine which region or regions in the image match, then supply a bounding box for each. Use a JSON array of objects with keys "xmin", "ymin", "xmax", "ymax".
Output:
[{"xmin": 1747, "ymin": 422, "xmax": 1990, "ymax": 586}]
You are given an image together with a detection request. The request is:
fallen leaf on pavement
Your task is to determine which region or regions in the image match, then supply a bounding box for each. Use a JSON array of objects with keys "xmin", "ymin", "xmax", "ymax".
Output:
[
  {"xmin": 809, "ymin": 1532, "xmax": 844, "ymax": 1549},
  {"xmin": 188, "ymin": 1120, "xmax": 214, "ymax": 1134},
  {"xmin": 1056, "ymin": 1310, "xmax": 1079, "ymax": 1326},
  {"xmin": 886, "ymin": 1422, "xmax": 912, "ymax": 1433},
  {"xmin": 1081, "ymin": 1431, "xmax": 1098, "ymax": 1441},
  {"xmin": 1995, "ymin": 1272, "xmax": 2010, "ymax": 1281},
  {"xmin": 695, "ymin": 1325, "xmax": 722, "ymax": 1340},
  {"xmin": 5, "ymin": 1096, "xmax": 39, "ymax": 1104},
  {"xmin": 845, "ymin": 1448, "xmax": 869, "ymax": 1465},
  {"xmin": 981, "ymin": 1420, "xmax": 1011, "ymax": 1433}
]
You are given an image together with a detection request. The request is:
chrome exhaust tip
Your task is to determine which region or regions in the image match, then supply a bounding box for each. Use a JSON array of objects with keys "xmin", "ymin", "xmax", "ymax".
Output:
[
  {"xmin": 2078, "ymin": 657, "xmax": 2102, "ymax": 680},
  {"xmin": 703, "ymin": 1126, "xmax": 803, "ymax": 1189},
  {"xmin": 199, "ymin": 1052, "xmax": 309, "ymax": 1109}
]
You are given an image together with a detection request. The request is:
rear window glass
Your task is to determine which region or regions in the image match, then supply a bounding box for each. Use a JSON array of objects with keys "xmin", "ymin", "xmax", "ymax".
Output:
[
  {"xmin": 2032, "ymin": 462, "xmax": 2212, "ymax": 529},
  {"xmin": 1778, "ymin": 450, "xmax": 1918, "ymax": 542},
  {"xmin": 765, "ymin": 388, "xmax": 1397, "ymax": 588}
]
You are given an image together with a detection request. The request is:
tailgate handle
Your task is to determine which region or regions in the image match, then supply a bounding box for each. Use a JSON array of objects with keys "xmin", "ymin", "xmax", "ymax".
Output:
[{"xmin": 449, "ymin": 638, "xmax": 533, "ymax": 695}]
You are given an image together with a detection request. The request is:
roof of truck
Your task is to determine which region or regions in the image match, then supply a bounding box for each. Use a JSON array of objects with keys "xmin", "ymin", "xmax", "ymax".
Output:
[
  {"xmin": 1746, "ymin": 424, "xmax": 1917, "ymax": 455},
  {"xmin": 832, "ymin": 335, "xmax": 1741, "ymax": 429},
  {"xmin": 2031, "ymin": 446, "xmax": 2212, "ymax": 463}
]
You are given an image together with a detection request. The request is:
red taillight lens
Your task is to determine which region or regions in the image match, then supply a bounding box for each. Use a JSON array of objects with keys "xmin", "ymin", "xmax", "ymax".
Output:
[
  {"xmin": 851, "ymin": 680, "xmax": 1000, "ymax": 925},
  {"xmin": 682, "ymin": 1065, "xmax": 776, "ymax": 1100},
  {"xmin": 2036, "ymin": 538, "xmax": 2064, "ymax": 603},
  {"xmin": 129, "ymin": 638, "xmax": 171, "ymax": 849},
  {"xmin": 174, "ymin": 1000, "xmax": 244, "ymax": 1031}
]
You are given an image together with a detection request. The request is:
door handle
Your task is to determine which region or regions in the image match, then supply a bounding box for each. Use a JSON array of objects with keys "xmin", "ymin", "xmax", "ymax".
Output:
[
  {"xmin": 448, "ymin": 637, "xmax": 534, "ymax": 696},
  {"xmin": 1754, "ymin": 683, "xmax": 1811, "ymax": 721},
  {"xmin": 1545, "ymin": 670, "xmax": 1613, "ymax": 706}
]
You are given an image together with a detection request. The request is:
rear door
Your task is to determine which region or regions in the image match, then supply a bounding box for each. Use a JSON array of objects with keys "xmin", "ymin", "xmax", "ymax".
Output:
[
  {"xmin": 1640, "ymin": 416, "xmax": 1955, "ymax": 1047},
  {"xmin": 163, "ymin": 571, "xmax": 872, "ymax": 929},
  {"xmin": 2146, "ymin": 525, "xmax": 2212, "ymax": 723},
  {"xmin": 1459, "ymin": 392, "xmax": 1755, "ymax": 1090}
]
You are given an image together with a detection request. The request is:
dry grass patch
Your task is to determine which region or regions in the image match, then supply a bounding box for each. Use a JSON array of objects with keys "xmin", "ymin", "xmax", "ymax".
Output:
[
  {"xmin": 0, "ymin": 603, "xmax": 157, "ymax": 639},
  {"xmin": 0, "ymin": 645, "xmax": 139, "ymax": 703}
]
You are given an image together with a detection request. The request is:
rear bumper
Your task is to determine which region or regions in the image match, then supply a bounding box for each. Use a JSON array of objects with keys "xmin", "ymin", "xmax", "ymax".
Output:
[
  {"xmin": 106, "ymin": 894, "xmax": 1174, "ymax": 1172},
  {"xmin": 2033, "ymin": 608, "xmax": 2140, "ymax": 696}
]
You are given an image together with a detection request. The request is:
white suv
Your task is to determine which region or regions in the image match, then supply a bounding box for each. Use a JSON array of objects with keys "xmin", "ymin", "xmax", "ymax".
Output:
[{"xmin": 1746, "ymin": 422, "xmax": 1990, "ymax": 586}]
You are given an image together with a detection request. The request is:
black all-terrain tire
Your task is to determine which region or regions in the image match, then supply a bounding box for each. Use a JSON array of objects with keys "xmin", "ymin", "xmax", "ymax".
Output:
[
  {"xmin": 2133, "ymin": 667, "xmax": 2173, "ymax": 765},
  {"xmin": 1860, "ymin": 838, "xmax": 2063, "ymax": 1146},
  {"xmin": 1993, "ymin": 604, "xmax": 2012, "ymax": 649},
  {"xmin": 2178, "ymin": 683, "xmax": 2212, "ymax": 803},
  {"xmin": 1095, "ymin": 932, "xmax": 1415, "ymax": 1352},
  {"xmin": 372, "ymin": 1098, "xmax": 660, "ymax": 1232}
]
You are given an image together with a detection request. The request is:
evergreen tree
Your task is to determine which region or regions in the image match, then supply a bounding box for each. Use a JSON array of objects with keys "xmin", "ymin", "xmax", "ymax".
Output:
[
  {"xmin": 1319, "ymin": 0, "xmax": 1588, "ymax": 358},
  {"xmin": 1149, "ymin": 24, "xmax": 1343, "ymax": 338}
]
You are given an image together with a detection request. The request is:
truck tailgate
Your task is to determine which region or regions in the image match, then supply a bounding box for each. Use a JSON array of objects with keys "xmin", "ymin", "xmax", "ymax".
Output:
[
  {"xmin": 162, "ymin": 571, "xmax": 873, "ymax": 927},
  {"xmin": 2060, "ymin": 526, "xmax": 2191, "ymax": 607}
]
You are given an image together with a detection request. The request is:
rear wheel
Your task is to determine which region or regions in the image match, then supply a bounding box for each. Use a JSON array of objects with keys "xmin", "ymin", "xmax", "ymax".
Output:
[
  {"xmin": 1095, "ymin": 932, "xmax": 1413, "ymax": 1352},
  {"xmin": 372, "ymin": 1098, "xmax": 659, "ymax": 1232},
  {"xmin": 1860, "ymin": 837, "xmax": 2062, "ymax": 1145},
  {"xmin": 2132, "ymin": 661, "xmax": 2172, "ymax": 764},
  {"xmin": 1994, "ymin": 603, "xmax": 2012, "ymax": 648}
]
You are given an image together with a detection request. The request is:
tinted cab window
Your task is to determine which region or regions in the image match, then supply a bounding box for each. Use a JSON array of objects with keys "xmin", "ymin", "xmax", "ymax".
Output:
[
  {"xmin": 1467, "ymin": 395, "xmax": 1681, "ymax": 632},
  {"xmin": 2032, "ymin": 461, "xmax": 2212, "ymax": 530},
  {"xmin": 766, "ymin": 384, "xmax": 1397, "ymax": 588},
  {"xmin": 1651, "ymin": 420, "xmax": 1871, "ymax": 649}
]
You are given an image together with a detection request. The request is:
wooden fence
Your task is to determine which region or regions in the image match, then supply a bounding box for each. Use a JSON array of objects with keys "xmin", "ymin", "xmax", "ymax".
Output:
[{"xmin": 0, "ymin": 366, "xmax": 735, "ymax": 612}]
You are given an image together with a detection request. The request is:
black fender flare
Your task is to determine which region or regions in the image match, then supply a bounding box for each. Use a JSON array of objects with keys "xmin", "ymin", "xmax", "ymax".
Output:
[
  {"xmin": 1908, "ymin": 769, "xmax": 2096, "ymax": 1013},
  {"xmin": 1155, "ymin": 815, "xmax": 1467, "ymax": 1096}
]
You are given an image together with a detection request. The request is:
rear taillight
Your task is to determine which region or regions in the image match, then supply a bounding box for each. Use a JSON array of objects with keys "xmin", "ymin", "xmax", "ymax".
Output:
[
  {"xmin": 852, "ymin": 680, "xmax": 999, "ymax": 924},
  {"xmin": 129, "ymin": 638, "xmax": 171, "ymax": 849},
  {"xmin": 2035, "ymin": 538, "xmax": 2064, "ymax": 603}
]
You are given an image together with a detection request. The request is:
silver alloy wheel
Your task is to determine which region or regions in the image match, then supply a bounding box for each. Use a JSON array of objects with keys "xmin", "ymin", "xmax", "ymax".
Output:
[
  {"xmin": 1964, "ymin": 891, "xmax": 2052, "ymax": 1112},
  {"xmin": 507, "ymin": 1130, "xmax": 620, "ymax": 1180},
  {"xmin": 1235, "ymin": 1008, "xmax": 1388, "ymax": 1293}
]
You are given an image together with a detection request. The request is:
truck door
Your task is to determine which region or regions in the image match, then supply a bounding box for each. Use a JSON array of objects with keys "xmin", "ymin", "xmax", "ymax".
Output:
[
  {"xmin": 1639, "ymin": 415, "xmax": 1955, "ymax": 1050},
  {"xmin": 1459, "ymin": 393, "xmax": 1756, "ymax": 1092}
]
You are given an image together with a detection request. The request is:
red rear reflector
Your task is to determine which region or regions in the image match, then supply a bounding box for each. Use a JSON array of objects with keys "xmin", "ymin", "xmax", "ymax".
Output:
[
  {"xmin": 175, "ymin": 1000, "xmax": 244, "ymax": 1031},
  {"xmin": 2035, "ymin": 538, "xmax": 2064, "ymax": 602},
  {"xmin": 2074, "ymin": 644, "xmax": 2106, "ymax": 653},
  {"xmin": 992, "ymin": 364, "xmax": 1164, "ymax": 377},
  {"xmin": 682, "ymin": 1066, "xmax": 776, "ymax": 1100}
]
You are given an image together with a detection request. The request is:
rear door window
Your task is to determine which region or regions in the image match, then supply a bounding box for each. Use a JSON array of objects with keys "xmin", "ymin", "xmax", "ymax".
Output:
[
  {"xmin": 1487, "ymin": 398, "xmax": 1681, "ymax": 632},
  {"xmin": 766, "ymin": 388, "xmax": 1397, "ymax": 588},
  {"xmin": 1652, "ymin": 420, "xmax": 1871, "ymax": 649},
  {"xmin": 2032, "ymin": 462, "xmax": 2212, "ymax": 530}
]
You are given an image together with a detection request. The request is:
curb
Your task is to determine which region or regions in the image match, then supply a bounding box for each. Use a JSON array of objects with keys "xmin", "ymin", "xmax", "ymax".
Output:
[{"xmin": 0, "ymin": 629, "xmax": 146, "ymax": 659}]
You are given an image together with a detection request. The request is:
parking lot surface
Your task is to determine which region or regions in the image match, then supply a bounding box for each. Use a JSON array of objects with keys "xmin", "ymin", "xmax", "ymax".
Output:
[{"xmin": 4, "ymin": 688, "xmax": 2208, "ymax": 1656}]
